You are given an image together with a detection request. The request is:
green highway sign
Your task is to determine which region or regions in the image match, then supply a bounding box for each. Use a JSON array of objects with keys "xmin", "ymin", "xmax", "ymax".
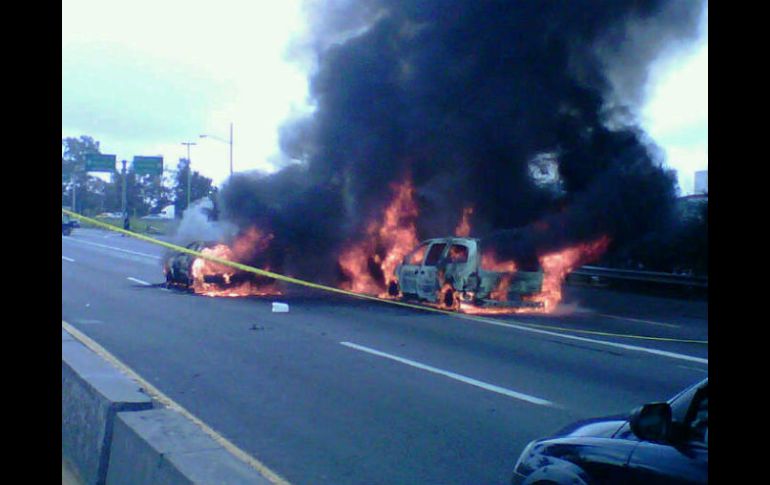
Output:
[
  {"xmin": 133, "ymin": 156, "xmax": 163, "ymax": 175},
  {"xmin": 85, "ymin": 154, "xmax": 117, "ymax": 173}
]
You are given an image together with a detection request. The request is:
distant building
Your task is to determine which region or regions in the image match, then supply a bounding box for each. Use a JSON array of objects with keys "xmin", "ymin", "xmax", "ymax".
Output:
[
  {"xmin": 159, "ymin": 204, "xmax": 175, "ymax": 219},
  {"xmin": 694, "ymin": 170, "xmax": 708, "ymax": 194},
  {"xmin": 676, "ymin": 193, "xmax": 707, "ymax": 222}
]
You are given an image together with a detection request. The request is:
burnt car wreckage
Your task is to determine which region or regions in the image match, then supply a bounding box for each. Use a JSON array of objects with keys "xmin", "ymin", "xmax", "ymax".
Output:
[
  {"xmin": 163, "ymin": 241, "xmax": 272, "ymax": 291},
  {"xmin": 389, "ymin": 237, "xmax": 544, "ymax": 309}
]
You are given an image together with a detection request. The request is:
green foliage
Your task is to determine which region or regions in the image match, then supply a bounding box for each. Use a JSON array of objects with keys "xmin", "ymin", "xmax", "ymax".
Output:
[
  {"xmin": 601, "ymin": 197, "xmax": 708, "ymax": 276},
  {"xmin": 62, "ymin": 136, "xmax": 104, "ymax": 213},
  {"xmin": 62, "ymin": 135, "xmax": 174, "ymax": 217},
  {"xmin": 172, "ymin": 158, "xmax": 215, "ymax": 217}
]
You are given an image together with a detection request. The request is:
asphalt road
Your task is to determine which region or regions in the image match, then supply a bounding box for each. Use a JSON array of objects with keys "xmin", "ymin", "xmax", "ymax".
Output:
[{"xmin": 61, "ymin": 228, "xmax": 708, "ymax": 485}]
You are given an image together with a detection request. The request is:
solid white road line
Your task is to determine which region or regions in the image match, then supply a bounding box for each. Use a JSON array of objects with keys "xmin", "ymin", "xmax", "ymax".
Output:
[
  {"xmin": 454, "ymin": 314, "xmax": 708, "ymax": 365},
  {"xmin": 62, "ymin": 237, "xmax": 161, "ymax": 260},
  {"xmin": 62, "ymin": 256, "xmax": 75, "ymax": 262},
  {"xmin": 340, "ymin": 341, "xmax": 556, "ymax": 407},
  {"xmin": 127, "ymin": 277, "xmax": 151, "ymax": 286}
]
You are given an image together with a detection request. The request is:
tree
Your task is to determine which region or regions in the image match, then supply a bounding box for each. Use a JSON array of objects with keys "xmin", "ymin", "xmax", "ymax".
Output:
[
  {"xmin": 62, "ymin": 136, "xmax": 111, "ymax": 214},
  {"xmin": 172, "ymin": 158, "xmax": 214, "ymax": 217}
]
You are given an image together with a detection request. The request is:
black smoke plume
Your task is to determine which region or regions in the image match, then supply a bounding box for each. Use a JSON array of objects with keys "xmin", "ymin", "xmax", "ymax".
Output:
[{"xmin": 219, "ymin": 0, "xmax": 705, "ymax": 284}]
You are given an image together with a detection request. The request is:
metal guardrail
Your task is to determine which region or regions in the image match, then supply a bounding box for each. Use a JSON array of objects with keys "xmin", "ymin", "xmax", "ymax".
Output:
[{"xmin": 569, "ymin": 266, "xmax": 708, "ymax": 288}]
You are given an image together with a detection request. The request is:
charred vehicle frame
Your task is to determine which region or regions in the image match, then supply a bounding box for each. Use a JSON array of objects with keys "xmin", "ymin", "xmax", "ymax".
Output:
[{"xmin": 389, "ymin": 237, "xmax": 544, "ymax": 309}]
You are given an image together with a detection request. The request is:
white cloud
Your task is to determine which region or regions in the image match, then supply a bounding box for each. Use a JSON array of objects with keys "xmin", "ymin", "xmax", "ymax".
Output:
[
  {"xmin": 641, "ymin": 7, "xmax": 707, "ymax": 195},
  {"xmin": 62, "ymin": 0, "xmax": 310, "ymax": 186}
]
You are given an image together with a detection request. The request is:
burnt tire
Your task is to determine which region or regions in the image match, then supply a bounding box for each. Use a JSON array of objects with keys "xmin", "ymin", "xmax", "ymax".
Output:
[{"xmin": 388, "ymin": 281, "xmax": 400, "ymax": 297}]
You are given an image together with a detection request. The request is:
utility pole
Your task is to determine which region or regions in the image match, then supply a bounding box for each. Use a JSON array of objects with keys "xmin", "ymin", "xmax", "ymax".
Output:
[
  {"xmin": 71, "ymin": 174, "xmax": 76, "ymax": 213},
  {"xmin": 121, "ymin": 159, "xmax": 128, "ymax": 217},
  {"xmin": 181, "ymin": 142, "xmax": 196, "ymax": 211}
]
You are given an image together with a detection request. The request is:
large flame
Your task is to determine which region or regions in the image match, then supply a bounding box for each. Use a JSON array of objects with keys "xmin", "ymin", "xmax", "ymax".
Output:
[
  {"xmin": 338, "ymin": 178, "xmax": 419, "ymax": 296},
  {"xmin": 460, "ymin": 235, "xmax": 611, "ymax": 314},
  {"xmin": 190, "ymin": 227, "xmax": 281, "ymax": 297},
  {"xmin": 338, "ymin": 185, "xmax": 610, "ymax": 313},
  {"xmin": 528, "ymin": 236, "xmax": 610, "ymax": 311}
]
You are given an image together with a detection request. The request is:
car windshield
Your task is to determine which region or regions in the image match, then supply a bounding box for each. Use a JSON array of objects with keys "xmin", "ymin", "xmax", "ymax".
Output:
[{"xmin": 405, "ymin": 243, "xmax": 429, "ymax": 265}]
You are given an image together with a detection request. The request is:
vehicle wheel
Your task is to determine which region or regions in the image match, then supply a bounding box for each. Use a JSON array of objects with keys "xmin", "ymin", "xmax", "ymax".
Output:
[
  {"xmin": 443, "ymin": 288, "xmax": 455, "ymax": 308},
  {"xmin": 388, "ymin": 281, "xmax": 400, "ymax": 297}
]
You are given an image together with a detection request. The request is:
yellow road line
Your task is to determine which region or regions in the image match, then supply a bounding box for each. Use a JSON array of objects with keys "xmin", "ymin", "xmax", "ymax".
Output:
[
  {"xmin": 62, "ymin": 320, "xmax": 293, "ymax": 485},
  {"xmin": 596, "ymin": 313, "xmax": 681, "ymax": 329},
  {"xmin": 62, "ymin": 210, "xmax": 708, "ymax": 345}
]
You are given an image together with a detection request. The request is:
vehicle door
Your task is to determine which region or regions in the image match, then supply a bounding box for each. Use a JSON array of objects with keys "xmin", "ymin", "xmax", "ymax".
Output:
[
  {"xmin": 627, "ymin": 384, "xmax": 708, "ymax": 484},
  {"xmin": 416, "ymin": 241, "xmax": 448, "ymax": 301},
  {"xmin": 399, "ymin": 242, "xmax": 430, "ymax": 296},
  {"xmin": 444, "ymin": 242, "xmax": 471, "ymax": 286}
]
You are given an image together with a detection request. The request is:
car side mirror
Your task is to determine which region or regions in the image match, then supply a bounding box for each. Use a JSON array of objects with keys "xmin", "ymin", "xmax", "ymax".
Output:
[{"xmin": 630, "ymin": 402, "xmax": 672, "ymax": 442}]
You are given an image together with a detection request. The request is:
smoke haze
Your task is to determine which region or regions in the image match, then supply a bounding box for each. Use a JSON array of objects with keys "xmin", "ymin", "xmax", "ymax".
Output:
[{"xmin": 217, "ymin": 0, "xmax": 705, "ymax": 284}]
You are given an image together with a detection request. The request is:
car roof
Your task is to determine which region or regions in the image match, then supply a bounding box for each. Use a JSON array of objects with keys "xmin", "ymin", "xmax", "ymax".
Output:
[{"xmin": 419, "ymin": 237, "xmax": 479, "ymax": 245}]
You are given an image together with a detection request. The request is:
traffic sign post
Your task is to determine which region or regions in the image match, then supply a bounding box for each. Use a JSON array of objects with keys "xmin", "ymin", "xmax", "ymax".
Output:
[
  {"xmin": 85, "ymin": 154, "xmax": 117, "ymax": 173},
  {"xmin": 133, "ymin": 156, "xmax": 163, "ymax": 176}
]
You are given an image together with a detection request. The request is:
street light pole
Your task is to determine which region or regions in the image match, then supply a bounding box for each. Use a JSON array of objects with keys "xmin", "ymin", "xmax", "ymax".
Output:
[
  {"xmin": 199, "ymin": 122, "xmax": 233, "ymax": 176},
  {"xmin": 181, "ymin": 142, "xmax": 196, "ymax": 211}
]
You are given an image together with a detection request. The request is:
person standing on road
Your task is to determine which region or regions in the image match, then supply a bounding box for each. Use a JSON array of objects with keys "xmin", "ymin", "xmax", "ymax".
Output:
[{"xmin": 123, "ymin": 213, "xmax": 130, "ymax": 236}]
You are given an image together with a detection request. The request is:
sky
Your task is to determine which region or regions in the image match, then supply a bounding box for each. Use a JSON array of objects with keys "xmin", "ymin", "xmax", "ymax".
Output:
[{"xmin": 62, "ymin": 0, "xmax": 708, "ymax": 194}]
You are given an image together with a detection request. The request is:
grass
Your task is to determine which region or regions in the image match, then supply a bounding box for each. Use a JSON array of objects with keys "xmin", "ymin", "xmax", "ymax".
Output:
[{"xmin": 81, "ymin": 216, "xmax": 177, "ymax": 236}]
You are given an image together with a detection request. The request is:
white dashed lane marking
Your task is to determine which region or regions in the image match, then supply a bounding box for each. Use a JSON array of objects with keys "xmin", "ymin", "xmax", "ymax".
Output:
[{"xmin": 341, "ymin": 341, "xmax": 557, "ymax": 407}]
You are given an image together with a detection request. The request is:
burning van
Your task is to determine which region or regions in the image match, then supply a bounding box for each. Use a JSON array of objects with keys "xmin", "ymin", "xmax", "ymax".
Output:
[{"xmin": 389, "ymin": 237, "xmax": 544, "ymax": 309}]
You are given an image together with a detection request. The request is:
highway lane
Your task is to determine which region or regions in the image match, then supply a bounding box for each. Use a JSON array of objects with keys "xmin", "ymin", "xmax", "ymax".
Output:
[{"xmin": 62, "ymin": 229, "xmax": 708, "ymax": 485}]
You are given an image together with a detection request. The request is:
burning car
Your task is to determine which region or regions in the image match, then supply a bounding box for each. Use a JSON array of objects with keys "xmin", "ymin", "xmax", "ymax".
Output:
[
  {"xmin": 389, "ymin": 237, "xmax": 544, "ymax": 309},
  {"xmin": 164, "ymin": 241, "xmax": 210, "ymax": 288},
  {"xmin": 163, "ymin": 240, "xmax": 278, "ymax": 296}
]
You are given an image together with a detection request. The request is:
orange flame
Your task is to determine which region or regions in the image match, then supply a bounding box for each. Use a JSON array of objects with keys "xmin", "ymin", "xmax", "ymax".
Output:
[
  {"xmin": 527, "ymin": 235, "xmax": 610, "ymax": 312},
  {"xmin": 481, "ymin": 250, "xmax": 518, "ymax": 273},
  {"xmin": 338, "ymin": 178, "xmax": 420, "ymax": 296},
  {"xmin": 455, "ymin": 206, "xmax": 474, "ymax": 237},
  {"xmin": 489, "ymin": 274, "xmax": 512, "ymax": 301},
  {"xmin": 191, "ymin": 227, "xmax": 281, "ymax": 297},
  {"xmin": 461, "ymin": 235, "xmax": 610, "ymax": 315}
]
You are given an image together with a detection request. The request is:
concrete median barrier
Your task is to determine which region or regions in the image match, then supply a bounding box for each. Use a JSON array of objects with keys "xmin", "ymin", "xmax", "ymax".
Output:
[
  {"xmin": 62, "ymin": 327, "xmax": 280, "ymax": 485},
  {"xmin": 62, "ymin": 331, "xmax": 154, "ymax": 485},
  {"xmin": 106, "ymin": 409, "xmax": 272, "ymax": 485}
]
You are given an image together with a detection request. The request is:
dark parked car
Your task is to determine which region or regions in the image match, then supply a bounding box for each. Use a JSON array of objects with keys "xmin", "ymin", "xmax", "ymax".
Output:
[
  {"xmin": 512, "ymin": 377, "xmax": 707, "ymax": 484},
  {"xmin": 62, "ymin": 214, "xmax": 76, "ymax": 235}
]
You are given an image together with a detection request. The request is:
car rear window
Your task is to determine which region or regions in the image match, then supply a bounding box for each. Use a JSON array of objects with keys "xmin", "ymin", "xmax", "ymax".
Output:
[{"xmin": 448, "ymin": 244, "xmax": 468, "ymax": 263}]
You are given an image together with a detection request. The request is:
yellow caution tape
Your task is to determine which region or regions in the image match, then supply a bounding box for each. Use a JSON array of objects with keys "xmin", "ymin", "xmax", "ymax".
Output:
[{"xmin": 62, "ymin": 209, "xmax": 708, "ymax": 345}]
